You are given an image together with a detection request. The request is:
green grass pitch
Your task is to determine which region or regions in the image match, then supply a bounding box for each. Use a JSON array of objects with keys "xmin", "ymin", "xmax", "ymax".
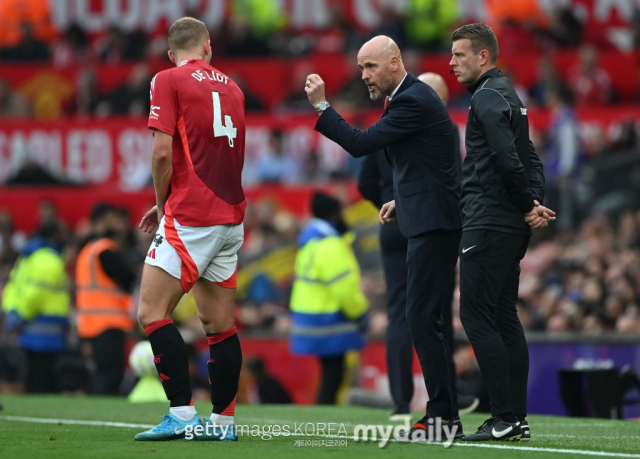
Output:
[{"xmin": 1, "ymin": 395, "xmax": 639, "ymax": 458}]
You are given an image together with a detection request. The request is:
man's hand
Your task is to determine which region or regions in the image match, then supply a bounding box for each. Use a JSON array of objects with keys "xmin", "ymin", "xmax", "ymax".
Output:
[
  {"xmin": 379, "ymin": 200, "xmax": 397, "ymax": 224},
  {"xmin": 139, "ymin": 205, "xmax": 161, "ymax": 233},
  {"xmin": 304, "ymin": 74, "xmax": 327, "ymax": 111},
  {"xmin": 524, "ymin": 200, "xmax": 556, "ymax": 229}
]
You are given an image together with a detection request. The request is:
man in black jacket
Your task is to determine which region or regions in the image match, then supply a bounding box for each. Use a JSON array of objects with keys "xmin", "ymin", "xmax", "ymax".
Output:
[
  {"xmin": 449, "ymin": 23, "xmax": 555, "ymax": 442},
  {"xmin": 305, "ymin": 35, "xmax": 463, "ymax": 441}
]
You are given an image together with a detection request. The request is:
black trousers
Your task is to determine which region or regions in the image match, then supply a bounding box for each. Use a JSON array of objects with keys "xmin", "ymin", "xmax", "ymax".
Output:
[
  {"xmin": 459, "ymin": 229, "xmax": 530, "ymax": 418},
  {"xmin": 380, "ymin": 222, "xmax": 413, "ymax": 408},
  {"xmin": 25, "ymin": 350, "xmax": 59, "ymax": 393},
  {"xmin": 317, "ymin": 355, "xmax": 345, "ymax": 405},
  {"xmin": 406, "ymin": 229, "xmax": 461, "ymax": 419},
  {"xmin": 91, "ymin": 328, "xmax": 126, "ymax": 395},
  {"xmin": 381, "ymin": 223, "xmax": 458, "ymax": 411}
]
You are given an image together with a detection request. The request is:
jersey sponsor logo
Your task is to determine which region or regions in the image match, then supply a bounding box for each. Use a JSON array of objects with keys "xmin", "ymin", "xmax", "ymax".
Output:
[
  {"xmin": 150, "ymin": 105, "xmax": 161, "ymax": 119},
  {"xmin": 520, "ymin": 108, "xmax": 527, "ymax": 115}
]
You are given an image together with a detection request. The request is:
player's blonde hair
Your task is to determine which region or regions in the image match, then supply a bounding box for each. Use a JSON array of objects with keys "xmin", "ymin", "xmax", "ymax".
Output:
[{"xmin": 168, "ymin": 17, "xmax": 210, "ymax": 53}]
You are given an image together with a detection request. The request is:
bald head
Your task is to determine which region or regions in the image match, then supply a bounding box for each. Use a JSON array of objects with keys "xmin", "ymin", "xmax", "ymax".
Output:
[
  {"xmin": 359, "ymin": 35, "xmax": 402, "ymax": 62},
  {"xmin": 357, "ymin": 35, "xmax": 406, "ymax": 101},
  {"xmin": 418, "ymin": 72, "xmax": 449, "ymax": 106}
]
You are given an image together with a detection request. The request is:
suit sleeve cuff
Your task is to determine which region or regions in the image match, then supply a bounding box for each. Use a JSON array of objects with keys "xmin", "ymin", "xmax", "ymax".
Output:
[{"xmin": 314, "ymin": 106, "xmax": 340, "ymax": 135}]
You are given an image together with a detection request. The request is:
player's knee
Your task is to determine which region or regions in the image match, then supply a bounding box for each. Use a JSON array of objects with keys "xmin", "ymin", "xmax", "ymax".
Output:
[
  {"xmin": 137, "ymin": 303, "xmax": 161, "ymax": 328},
  {"xmin": 197, "ymin": 311, "xmax": 212, "ymax": 329}
]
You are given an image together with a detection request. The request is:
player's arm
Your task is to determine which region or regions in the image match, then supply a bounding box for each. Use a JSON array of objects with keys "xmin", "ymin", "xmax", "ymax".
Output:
[{"xmin": 152, "ymin": 130, "xmax": 173, "ymax": 218}]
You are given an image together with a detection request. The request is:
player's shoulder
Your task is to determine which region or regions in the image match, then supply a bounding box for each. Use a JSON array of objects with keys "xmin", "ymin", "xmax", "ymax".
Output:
[{"xmin": 150, "ymin": 67, "xmax": 175, "ymax": 90}]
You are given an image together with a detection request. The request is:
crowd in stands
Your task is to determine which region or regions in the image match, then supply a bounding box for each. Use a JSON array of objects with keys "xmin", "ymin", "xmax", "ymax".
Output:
[{"xmin": 1, "ymin": 0, "xmax": 640, "ymax": 117}]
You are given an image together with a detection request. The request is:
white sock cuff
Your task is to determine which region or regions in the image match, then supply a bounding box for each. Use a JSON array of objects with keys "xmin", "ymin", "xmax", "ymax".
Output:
[{"xmin": 170, "ymin": 405, "xmax": 197, "ymax": 421}]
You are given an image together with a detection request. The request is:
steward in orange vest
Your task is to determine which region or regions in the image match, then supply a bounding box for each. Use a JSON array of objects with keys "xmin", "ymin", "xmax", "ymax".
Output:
[
  {"xmin": 76, "ymin": 237, "xmax": 134, "ymax": 338},
  {"xmin": 75, "ymin": 203, "xmax": 136, "ymax": 395}
]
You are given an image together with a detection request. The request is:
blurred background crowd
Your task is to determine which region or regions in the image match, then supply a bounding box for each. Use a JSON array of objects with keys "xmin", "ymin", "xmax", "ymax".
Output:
[{"xmin": 0, "ymin": 0, "xmax": 639, "ymax": 406}]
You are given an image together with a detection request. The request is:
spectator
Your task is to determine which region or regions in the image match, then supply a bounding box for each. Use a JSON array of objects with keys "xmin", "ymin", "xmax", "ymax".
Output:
[
  {"xmin": 528, "ymin": 56, "xmax": 561, "ymax": 107},
  {"xmin": 544, "ymin": 80, "xmax": 583, "ymax": 230},
  {"xmin": 0, "ymin": 0, "xmax": 55, "ymax": 50},
  {"xmin": 52, "ymin": 23, "xmax": 90, "ymax": 68},
  {"xmin": 228, "ymin": 73, "xmax": 265, "ymax": 112},
  {"xmin": 278, "ymin": 66, "xmax": 316, "ymax": 113},
  {"xmin": 6, "ymin": 23, "xmax": 50, "ymax": 62},
  {"xmin": 96, "ymin": 26, "xmax": 126, "ymax": 64},
  {"xmin": 255, "ymin": 130, "xmax": 300, "ymax": 183},
  {"xmin": 104, "ymin": 63, "xmax": 151, "ymax": 116},
  {"xmin": 547, "ymin": 6, "xmax": 584, "ymax": 48},
  {"xmin": 314, "ymin": 2, "xmax": 361, "ymax": 54},
  {"xmin": 405, "ymin": 0, "xmax": 457, "ymax": 51},
  {"xmin": 64, "ymin": 69, "xmax": 102, "ymax": 117},
  {"xmin": 569, "ymin": 45, "xmax": 613, "ymax": 105},
  {"xmin": 0, "ymin": 79, "xmax": 32, "ymax": 118},
  {"xmin": 221, "ymin": 17, "xmax": 271, "ymax": 57}
]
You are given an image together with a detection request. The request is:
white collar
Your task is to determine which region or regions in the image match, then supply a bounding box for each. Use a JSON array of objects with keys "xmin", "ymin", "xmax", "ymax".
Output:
[{"xmin": 389, "ymin": 73, "xmax": 408, "ymax": 101}]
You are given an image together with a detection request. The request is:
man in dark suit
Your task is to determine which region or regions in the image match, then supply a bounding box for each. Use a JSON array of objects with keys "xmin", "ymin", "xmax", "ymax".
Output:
[
  {"xmin": 305, "ymin": 35, "xmax": 463, "ymax": 441},
  {"xmin": 357, "ymin": 71, "xmax": 473, "ymax": 423}
]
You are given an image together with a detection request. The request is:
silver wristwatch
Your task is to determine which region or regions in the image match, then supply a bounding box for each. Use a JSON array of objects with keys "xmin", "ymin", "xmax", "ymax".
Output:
[{"xmin": 315, "ymin": 101, "xmax": 330, "ymax": 114}]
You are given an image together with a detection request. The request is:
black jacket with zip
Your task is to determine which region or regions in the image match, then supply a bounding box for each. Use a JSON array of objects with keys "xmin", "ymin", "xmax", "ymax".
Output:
[{"xmin": 462, "ymin": 68, "xmax": 545, "ymax": 235}]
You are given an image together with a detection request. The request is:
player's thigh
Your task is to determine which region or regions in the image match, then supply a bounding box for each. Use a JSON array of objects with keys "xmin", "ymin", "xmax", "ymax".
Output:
[
  {"xmin": 192, "ymin": 279, "xmax": 236, "ymax": 333},
  {"xmin": 195, "ymin": 224, "xmax": 244, "ymax": 333},
  {"xmin": 138, "ymin": 263, "xmax": 185, "ymax": 327}
]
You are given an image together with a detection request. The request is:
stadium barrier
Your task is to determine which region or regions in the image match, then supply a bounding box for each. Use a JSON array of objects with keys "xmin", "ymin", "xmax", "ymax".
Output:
[{"xmin": 239, "ymin": 333, "xmax": 640, "ymax": 419}]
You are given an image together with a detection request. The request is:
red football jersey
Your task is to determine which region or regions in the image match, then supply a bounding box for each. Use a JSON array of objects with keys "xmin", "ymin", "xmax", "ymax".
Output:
[{"xmin": 148, "ymin": 59, "xmax": 246, "ymax": 227}]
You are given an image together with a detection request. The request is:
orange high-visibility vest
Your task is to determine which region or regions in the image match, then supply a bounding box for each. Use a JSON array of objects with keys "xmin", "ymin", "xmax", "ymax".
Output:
[{"xmin": 76, "ymin": 238, "xmax": 134, "ymax": 338}]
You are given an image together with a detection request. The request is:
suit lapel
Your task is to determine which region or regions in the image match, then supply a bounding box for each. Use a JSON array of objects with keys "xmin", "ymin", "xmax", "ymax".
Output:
[{"xmin": 380, "ymin": 73, "xmax": 414, "ymax": 166}]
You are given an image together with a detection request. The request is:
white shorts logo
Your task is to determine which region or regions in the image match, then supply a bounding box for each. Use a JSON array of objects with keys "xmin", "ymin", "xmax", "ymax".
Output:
[{"xmin": 520, "ymin": 108, "xmax": 527, "ymax": 115}]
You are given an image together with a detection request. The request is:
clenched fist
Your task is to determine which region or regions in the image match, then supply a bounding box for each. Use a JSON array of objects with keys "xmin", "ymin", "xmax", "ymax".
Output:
[{"xmin": 304, "ymin": 74, "xmax": 327, "ymax": 108}]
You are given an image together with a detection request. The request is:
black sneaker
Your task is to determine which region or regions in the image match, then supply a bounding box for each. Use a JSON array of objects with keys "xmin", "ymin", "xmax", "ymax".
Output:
[
  {"xmin": 461, "ymin": 417, "xmax": 521, "ymax": 442},
  {"xmin": 389, "ymin": 404, "xmax": 411, "ymax": 422},
  {"xmin": 395, "ymin": 416, "xmax": 464, "ymax": 442},
  {"xmin": 518, "ymin": 419, "xmax": 530, "ymax": 442}
]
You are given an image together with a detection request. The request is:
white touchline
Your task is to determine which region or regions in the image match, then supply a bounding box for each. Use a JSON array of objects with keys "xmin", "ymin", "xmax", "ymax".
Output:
[
  {"xmin": 1, "ymin": 415, "xmax": 639, "ymax": 458},
  {"xmin": 0, "ymin": 415, "xmax": 154, "ymax": 429}
]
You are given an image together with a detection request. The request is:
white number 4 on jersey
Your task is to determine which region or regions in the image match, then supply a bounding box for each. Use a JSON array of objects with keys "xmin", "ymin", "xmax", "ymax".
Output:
[{"xmin": 212, "ymin": 91, "xmax": 237, "ymax": 147}]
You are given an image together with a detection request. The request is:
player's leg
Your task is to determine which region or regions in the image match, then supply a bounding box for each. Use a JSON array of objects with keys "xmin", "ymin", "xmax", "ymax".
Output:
[
  {"xmin": 135, "ymin": 219, "xmax": 202, "ymax": 441},
  {"xmin": 192, "ymin": 223, "xmax": 244, "ymax": 441}
]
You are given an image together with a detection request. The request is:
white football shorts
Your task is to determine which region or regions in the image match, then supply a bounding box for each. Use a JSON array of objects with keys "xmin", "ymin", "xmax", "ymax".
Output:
[{"xmin": 145, "ymin": 215, "xmax": 244, "ymax": 292}]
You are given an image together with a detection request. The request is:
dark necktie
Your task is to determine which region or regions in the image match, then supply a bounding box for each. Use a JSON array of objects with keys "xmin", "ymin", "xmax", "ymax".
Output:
[{"xmin": 384, "ymin": 96, "xmax": 389, "ymax": 109}]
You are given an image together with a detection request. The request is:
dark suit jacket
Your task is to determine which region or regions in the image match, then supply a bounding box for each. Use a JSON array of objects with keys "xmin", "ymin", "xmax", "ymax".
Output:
[{"xmin": 316, "ymin": 72, "xmax": 461, "ymax": 238}]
